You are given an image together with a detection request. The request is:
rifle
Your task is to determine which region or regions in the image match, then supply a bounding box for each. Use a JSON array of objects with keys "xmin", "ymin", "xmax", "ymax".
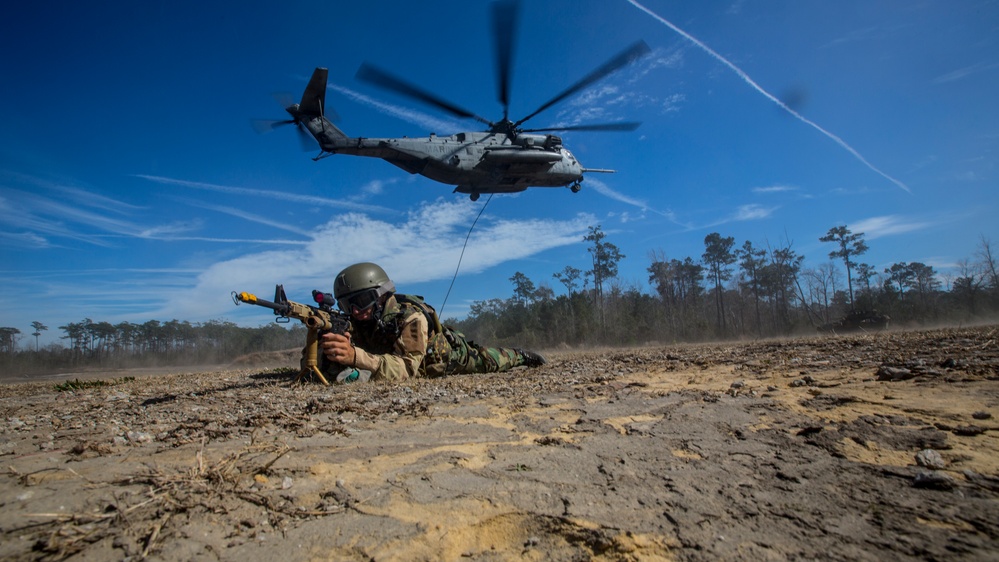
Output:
[{"xmin": 232, "ymin": 284, "xmax": 350, "ymax": 385}]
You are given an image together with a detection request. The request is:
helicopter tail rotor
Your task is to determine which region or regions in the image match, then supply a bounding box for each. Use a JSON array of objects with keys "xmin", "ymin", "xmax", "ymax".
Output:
[{"xmin": 252, "ymin": 68, "xmax": 345, "ymax": 151}]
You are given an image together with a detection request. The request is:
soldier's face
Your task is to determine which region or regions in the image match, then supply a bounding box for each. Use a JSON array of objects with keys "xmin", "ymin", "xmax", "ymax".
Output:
[
  {"xmin": 339, "ymin": 288, "xmax": 380, "ymax": 321},
  {"xmin": 351, "ymin": 306, "xmax": 375, "ymax": 322}
]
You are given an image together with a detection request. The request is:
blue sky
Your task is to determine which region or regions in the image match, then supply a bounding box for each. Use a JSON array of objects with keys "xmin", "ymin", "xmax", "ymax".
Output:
[{"xmin": 2, "ymin": 1, "xmax": 997, "ymax": 347}]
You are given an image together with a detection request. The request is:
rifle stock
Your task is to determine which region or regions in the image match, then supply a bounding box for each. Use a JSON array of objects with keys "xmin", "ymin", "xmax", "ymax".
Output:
[{"xmin": 232, "ymin": 285, "xmax": 350, "ymax": 385}]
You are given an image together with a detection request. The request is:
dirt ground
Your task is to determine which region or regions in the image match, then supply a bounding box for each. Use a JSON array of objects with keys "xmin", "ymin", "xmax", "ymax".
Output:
[{"xmin": 1, "ymin": 326, "xmax": 998, "ymax": 561}]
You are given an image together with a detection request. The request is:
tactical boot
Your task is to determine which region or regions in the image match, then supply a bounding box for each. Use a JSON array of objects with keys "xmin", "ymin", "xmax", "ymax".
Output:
[{"xmin": 517, "ymin": 349, "xmax": 547, "ymax": 368}]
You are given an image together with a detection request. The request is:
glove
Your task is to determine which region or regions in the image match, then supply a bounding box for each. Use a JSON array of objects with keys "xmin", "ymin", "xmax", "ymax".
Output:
[{"xmin": 335, "ymin": 367, "xmax": 371, "ymax": 384}]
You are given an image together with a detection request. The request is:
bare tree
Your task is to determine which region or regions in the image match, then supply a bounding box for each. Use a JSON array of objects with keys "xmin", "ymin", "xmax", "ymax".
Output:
[{"xmin": 975, "ymin": 235, "xmax": 999, "ymax": 293}]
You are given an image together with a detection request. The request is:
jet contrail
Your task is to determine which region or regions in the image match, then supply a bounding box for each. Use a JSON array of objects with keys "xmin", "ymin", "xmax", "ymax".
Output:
[{"xmin": 626, "ymin": 0, "xmax": 910, "ymax": 193}]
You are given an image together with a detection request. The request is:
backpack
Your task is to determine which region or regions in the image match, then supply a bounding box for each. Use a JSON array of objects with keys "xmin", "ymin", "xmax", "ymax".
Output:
[{"xmin": 394, "ymin": 294, "xmax": 453, "ymax": 377}]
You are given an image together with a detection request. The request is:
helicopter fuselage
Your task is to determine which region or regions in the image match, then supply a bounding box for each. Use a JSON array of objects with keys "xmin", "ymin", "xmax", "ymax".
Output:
[{"xmin": 302, "ymin": 114, "xmax": 585, "ymax": 199}]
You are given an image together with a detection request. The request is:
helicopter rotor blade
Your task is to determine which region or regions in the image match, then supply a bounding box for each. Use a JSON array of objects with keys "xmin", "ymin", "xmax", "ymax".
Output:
[
  {"xmin": 295, "ymin": 123, "xmax": 317, "ymax": 151},
  {"xmin": 521, "ymin": 121, "xmax": 642, "ymax": 133},
  {"xmin": 249, "ymin": 119, "xmax": 315, "ymax": 152},
  {"xmin": 514, "ymin": 40, "xmax": 652, "ymax": 129},
  {"xmin": 492, "ymin": 0, "xmax": 519, "ymax": 121},
  {"xmin": 356, "ymin": 62, "xmax": 492, "ymax": 127},
  {"xmin": 250, "ymin": 119, "xmax": 295, "ymax": 134},
  {"xmin": 271, "ymin": 92, "xmax": 296, "ymax": 111}
]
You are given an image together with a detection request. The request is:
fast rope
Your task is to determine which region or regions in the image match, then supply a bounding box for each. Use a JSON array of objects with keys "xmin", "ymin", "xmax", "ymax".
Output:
[{"xmin": 439, "ymin": 193, "xmax": 494, "ymax": 318}]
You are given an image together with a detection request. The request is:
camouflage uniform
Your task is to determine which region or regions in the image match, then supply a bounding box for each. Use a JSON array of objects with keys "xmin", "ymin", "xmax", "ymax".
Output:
[{"xmin": 324, "ymin": 294, "xmax": 535, "ymax": 383}]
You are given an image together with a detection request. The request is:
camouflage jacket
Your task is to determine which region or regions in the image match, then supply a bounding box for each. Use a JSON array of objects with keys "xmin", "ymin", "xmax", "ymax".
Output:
[{"xmin": 349, "ymin": 294, "xmax": 452, "ymax": 382}]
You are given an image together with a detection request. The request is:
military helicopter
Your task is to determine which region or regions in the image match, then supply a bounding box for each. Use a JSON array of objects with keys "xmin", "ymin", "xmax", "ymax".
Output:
[{"xmin": 254, "ymin": 1, "xmax": 650, "ymax": 201}]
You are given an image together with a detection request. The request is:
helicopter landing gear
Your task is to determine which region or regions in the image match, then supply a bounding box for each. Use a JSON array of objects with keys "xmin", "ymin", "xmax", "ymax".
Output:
[
  {"xmin": 570, "ymin": 182, "xmax": 582, "ymax": 193},
  {"xmin": 470, "ymin": 192, "xmax": 480, "ymax": 201}
]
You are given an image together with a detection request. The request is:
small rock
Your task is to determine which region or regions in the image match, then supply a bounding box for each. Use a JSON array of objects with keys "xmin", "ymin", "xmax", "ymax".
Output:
[
  {"xmin": 877, "ymin": 366, "xmax": 914, "ymax": 381},
  {"xmin": 126, "ymin": 431, "xmax": 153, "ymax": 444},
  {"xmin": 913, "ymin": 471, "xmax": 956, "ymax": 490},
  {"xmin": 915, "ymin": 449, "xmax": 946, "ymax": 470},
  {"xmin": 972, "ymin": 411, "xmax": 992, "ymax": 420},
  {"xmin": 953, "ymin": 425, "xmax": 987, "ymax": 436},
  {"xmin": 282, "ymin": 476, "xmax": 294, "ymax": 490},
  {"xmin": 730, "ymin": 381, "xmax": 745, "ymax": 389}
]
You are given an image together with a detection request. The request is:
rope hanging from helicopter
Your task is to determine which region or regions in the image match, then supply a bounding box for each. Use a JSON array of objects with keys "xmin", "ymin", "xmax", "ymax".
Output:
[{"xmin": 439, "ymin": 193, "xmax": 494, "ymax": 318}]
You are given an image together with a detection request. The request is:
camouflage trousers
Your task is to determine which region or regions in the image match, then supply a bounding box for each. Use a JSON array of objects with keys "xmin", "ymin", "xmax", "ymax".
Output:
[{"xmin": 446, "ymin": 331, "xmax": 527, "ymax": 374}]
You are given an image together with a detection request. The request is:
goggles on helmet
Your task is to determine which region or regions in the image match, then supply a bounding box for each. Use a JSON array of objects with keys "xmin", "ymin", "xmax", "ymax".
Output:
[{"xmin": 337, "ymin": 288, "xmax": 381, "ymax": 316}]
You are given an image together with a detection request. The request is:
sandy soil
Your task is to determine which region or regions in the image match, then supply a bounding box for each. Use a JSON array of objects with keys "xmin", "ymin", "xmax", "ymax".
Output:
[{"xmin": 1, "ymin": 326, "xmax": 997, "ymax": 561}]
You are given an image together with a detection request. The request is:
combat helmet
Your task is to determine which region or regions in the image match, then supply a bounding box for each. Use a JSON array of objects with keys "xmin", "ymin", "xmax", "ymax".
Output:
[{"xmin": 333, "ymin": 262, "xmax": 396, "ymax": 316}]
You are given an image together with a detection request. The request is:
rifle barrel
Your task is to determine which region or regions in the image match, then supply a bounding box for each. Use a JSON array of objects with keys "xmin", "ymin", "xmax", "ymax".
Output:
[{"xmin": 235, "ymin": 292, "xmax": 291, "ymax": 315}]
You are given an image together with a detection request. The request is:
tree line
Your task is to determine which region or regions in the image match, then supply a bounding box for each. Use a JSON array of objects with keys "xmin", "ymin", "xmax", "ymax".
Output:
[
  {"xmin": 448, "ymin": 226, "xmax": 999, "ymax": 350},
  {"xmin": 1, "ymin": 319, "xmax": 307, "ymax": 376},
  {"xmin": 2, "ymin": 225, "xmax": 998, "ymax": 375}
]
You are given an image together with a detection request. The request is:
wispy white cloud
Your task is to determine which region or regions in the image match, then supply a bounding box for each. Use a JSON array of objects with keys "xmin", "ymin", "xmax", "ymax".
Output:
[
  {"xmin": 358, "ymin": 179, "xmax": 389, "ymax": 197},
  {"xmin": 752, "ymin": 184, "xmax": 798, "ymax": 194},
  {"xmin": 140, "ymin": 236, "xmax": 307, "ymax": 245},
  {"xmin": 179, "ymin": 199, "xmax": 312, "ymax": 237},
  {"xmin": 584, "ymin": 177, "xmax": 648, "ymax": 209},
  {"xmin": 2, "ymin": 171, "xmax": 144, "ymax": 214},
  {"xmin": 136, "ymin": 175, "xmax": 397, "ymax": 214},
  {"xmin": 0, "ymin": 230, "xmax": 51, "ymax": 249},
  {"xmin": 819, "ymin": 26, "xmax": 882, "ymax": 49},
  {"xmin": 703, "ymin": 203, "xmax": 778, "ymax": 228},
  {"xmin": 153, "ymin": 198, "xmax": 596, "ymax": 322},
  {"xmin": 661, "ymin": 93, "xmax": 686, "ymax": 113},
  {"xmin": 932, "ymin": 61, "xmax": 999, "ymax": 84},
  {"xmin": 734, "ymin": 204, "xmax": 776, "ymax": 221},
  {"xmin": 546, "ymin": 45, "xmax": 685, "ymax": 128},
  {"xmin": 138, "ymin": 221, "xmax": 203, "ymax": 239},
  {"xmin": 850, "ymin": 215, "xmax": 934, "ymax": 239},
  {"xmin": 0, "ymin": 189, "xmax": 138, "ymax": 247},
  {"xmin": 2, "ymin": 198, "xmax": 597, "ymax": 328},
  {"xmin": 584, "ymin": 177, "xmax": 682, "ymax": 225},
  {"xmin": 626, "ymin": 0, "xmax": 911, "ymax": 193},
  {"xmin": 630, "ymin": 45, "xmax": 685, "ymax": 79},
  {"xmin": 725, "ymin": 0, "xmax": 746, "ymax": 16},
  {"xmin": 1, "ymin": 176, "xmax": 317, "ymax": 249}
]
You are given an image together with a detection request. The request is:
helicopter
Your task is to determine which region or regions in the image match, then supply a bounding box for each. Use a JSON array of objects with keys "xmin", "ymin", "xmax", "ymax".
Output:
[{"xmin": 254, "ymin": 1, "xmax": 650, "ymax": 201}]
